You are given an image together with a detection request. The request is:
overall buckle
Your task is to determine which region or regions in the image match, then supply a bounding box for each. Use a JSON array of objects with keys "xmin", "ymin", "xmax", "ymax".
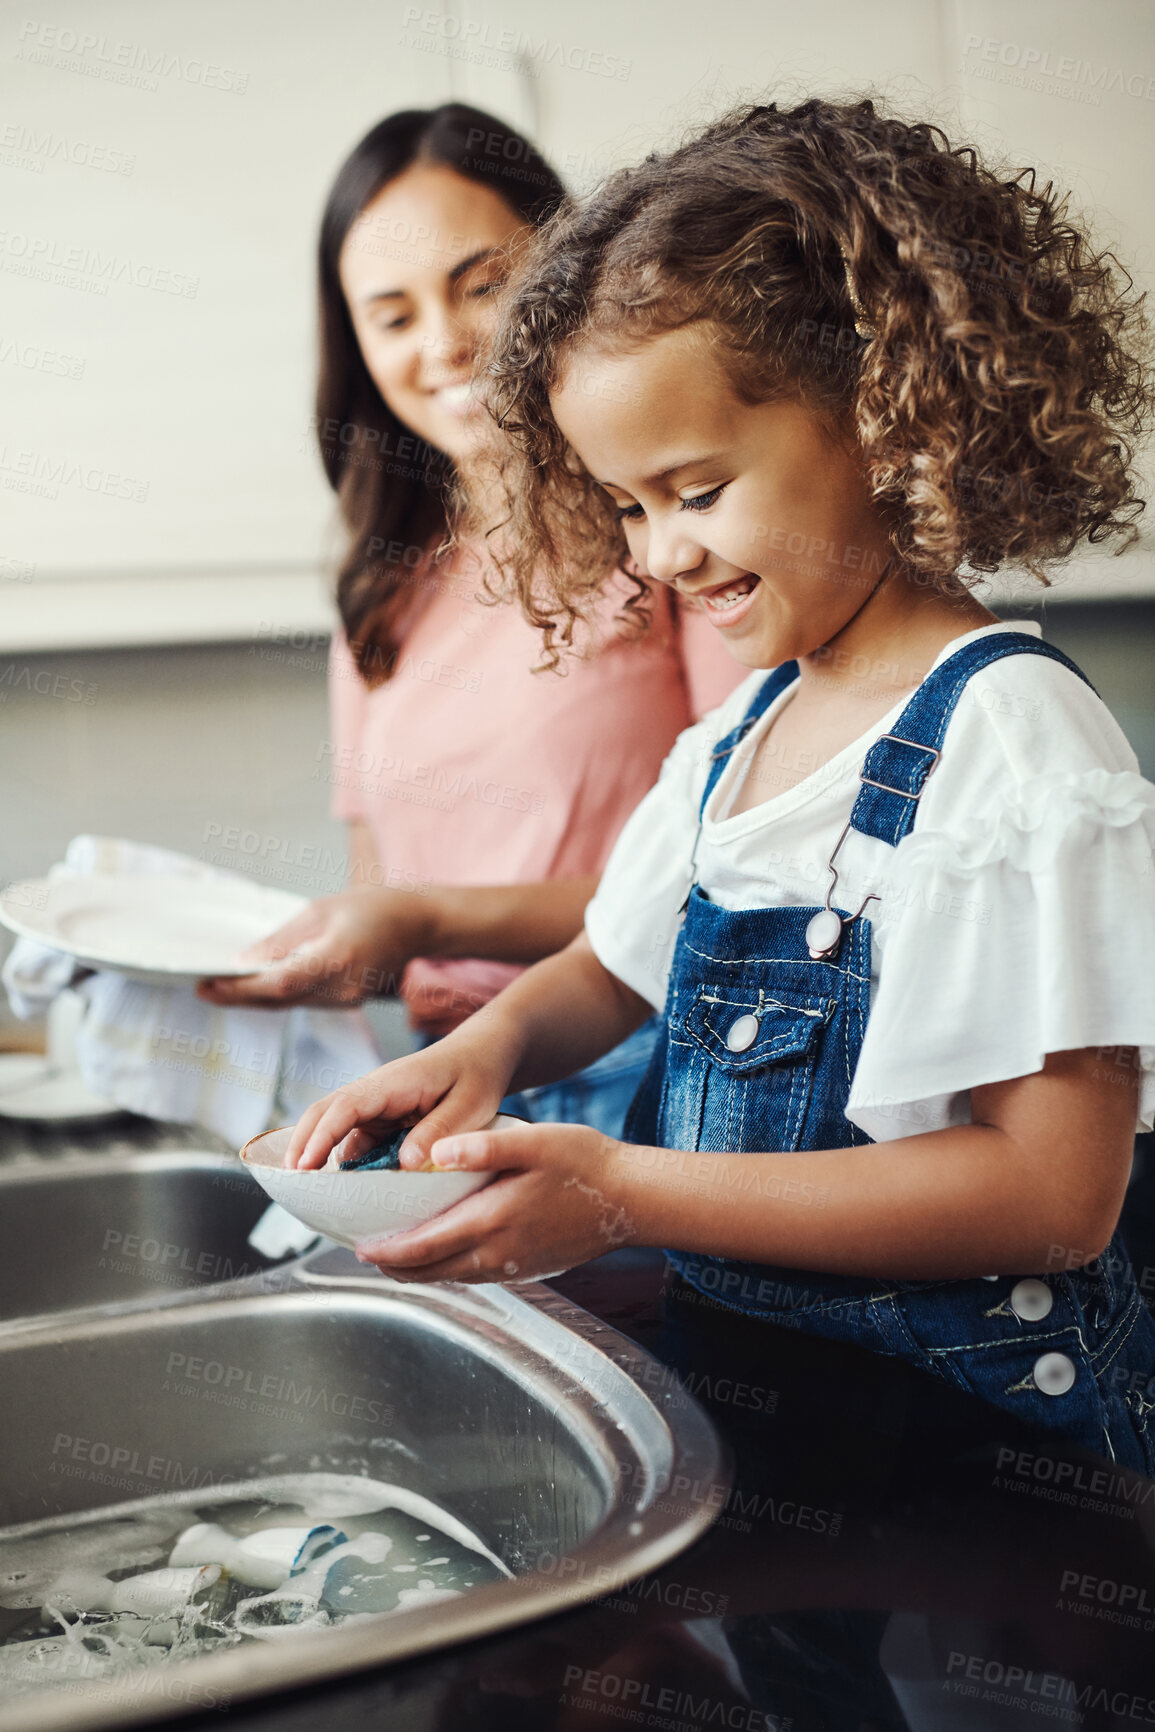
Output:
[{"xmin": 858, "ymin": 734, "xmax": 942, "ymax": 800}]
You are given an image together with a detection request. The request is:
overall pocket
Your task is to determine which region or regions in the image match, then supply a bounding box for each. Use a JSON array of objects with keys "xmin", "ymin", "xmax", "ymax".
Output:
[{"xmin": 666, "ymin": 985, "xmax": 834, "ymax": 1153}]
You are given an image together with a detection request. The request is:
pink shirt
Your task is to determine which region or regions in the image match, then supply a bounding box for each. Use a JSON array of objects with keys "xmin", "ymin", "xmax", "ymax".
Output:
[{"xmin": 327, "ymin": 548, "xmax": 744, "ymax": 1034}]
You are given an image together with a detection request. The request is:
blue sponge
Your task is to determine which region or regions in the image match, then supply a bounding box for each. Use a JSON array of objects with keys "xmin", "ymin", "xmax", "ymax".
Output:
[{"xmin": 338, "ymin": 1125, "xmax": 409, "ymax": 1171}]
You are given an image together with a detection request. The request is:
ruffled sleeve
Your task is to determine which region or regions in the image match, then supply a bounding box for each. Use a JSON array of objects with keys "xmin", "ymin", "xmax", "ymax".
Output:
[{"xmin": 846, "ymin": 768, "xmax": 1155, "ymax": 1141}]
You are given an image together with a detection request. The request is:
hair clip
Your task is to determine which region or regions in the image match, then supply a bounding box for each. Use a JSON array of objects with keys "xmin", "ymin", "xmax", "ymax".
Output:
[{"xmin": 838, "ymin": 242, "xmax": 877, "ymax": 340}]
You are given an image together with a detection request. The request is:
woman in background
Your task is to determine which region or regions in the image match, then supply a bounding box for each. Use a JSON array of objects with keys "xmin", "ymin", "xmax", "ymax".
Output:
[{"xmin": 201, "ymin": 104, "xmax": 741, "ymax": 1133}]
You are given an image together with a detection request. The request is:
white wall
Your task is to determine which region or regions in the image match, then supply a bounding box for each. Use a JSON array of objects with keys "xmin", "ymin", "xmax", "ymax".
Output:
[{"xmin": 3, "ymin": 0, "xmax": 1153, "ymax": 648}]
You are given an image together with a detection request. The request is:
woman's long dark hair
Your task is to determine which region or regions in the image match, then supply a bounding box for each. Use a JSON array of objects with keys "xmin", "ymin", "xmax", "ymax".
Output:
[{"xmin": 316, "ymin": 104, "xmax": 566, "ymax": 683}]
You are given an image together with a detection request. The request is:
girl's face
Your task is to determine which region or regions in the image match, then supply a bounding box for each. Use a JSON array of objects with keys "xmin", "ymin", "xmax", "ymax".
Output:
[
  {"xmin": 339, "ymin": 163, "xmax": 530, "ymax": 464},
  {"xmin": 551, "ymin": 324, "xmax": 898, "ymax": 671}
]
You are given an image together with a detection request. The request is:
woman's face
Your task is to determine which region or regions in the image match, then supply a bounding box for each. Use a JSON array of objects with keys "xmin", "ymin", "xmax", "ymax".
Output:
[{"xmin": 338, "ymin": 163, "xmax": 530, "ymax": 463}]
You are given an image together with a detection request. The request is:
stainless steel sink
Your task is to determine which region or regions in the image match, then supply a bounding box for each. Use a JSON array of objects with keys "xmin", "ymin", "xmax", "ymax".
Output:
[
  {"xmin": 0, "ymin": 1243, "xmax": 727, "ymax": 1731},
  {"xmin": 0, "ymin": 1154, "xmax": 279, "ymax": 1325}
]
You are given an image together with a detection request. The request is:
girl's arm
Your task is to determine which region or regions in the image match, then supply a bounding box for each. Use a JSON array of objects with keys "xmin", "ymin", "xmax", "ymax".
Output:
[
  {"xmin": 286, "ymin": 932, "xmax": 651, "ymax": 1167},
  {"xmin": 198, "ymin": 875, "xmax": 601, "ymax": 1008},
  {"xmin": 353, "ymin": 1044, "xmax": 1137, "ymax": 1284},
  {"xmin": 616, "ymin": 1046, "xmax": 1136, "ymax": 1277}
]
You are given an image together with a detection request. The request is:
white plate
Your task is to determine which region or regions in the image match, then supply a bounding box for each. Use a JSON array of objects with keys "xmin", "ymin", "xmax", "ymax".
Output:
[
  {"xmin": 0, "ymin": 1055, "xmax": 122, "ymax": 1122},
  {"xmin": 0, "ymin": 1053, "xmax": 48, "ymax": 1096},
  {"xmin": 0, "ymin": 874, "xmax": 307, "ymax": 985},
  {"xmin": 239, "ymin": 1119, "xmax": 518, "ymax": 1250}
]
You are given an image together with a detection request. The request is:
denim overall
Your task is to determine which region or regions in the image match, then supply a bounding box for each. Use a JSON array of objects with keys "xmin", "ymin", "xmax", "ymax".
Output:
[{"xmin": 626, "ymin": 633, "xmax": 1155, "ymax": 1470}]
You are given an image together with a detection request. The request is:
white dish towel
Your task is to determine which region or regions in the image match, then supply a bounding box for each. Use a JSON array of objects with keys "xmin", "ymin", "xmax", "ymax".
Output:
[{"xmin": 1, "ymin": 835, "xmax": 383, "ymax": 1147}]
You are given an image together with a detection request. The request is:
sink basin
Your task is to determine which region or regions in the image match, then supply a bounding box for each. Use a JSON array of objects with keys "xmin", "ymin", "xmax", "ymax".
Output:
[
  {"xmin": 0, "ymin": 1248, "xmax": 727, "ymax": 1730},
  {"xmin": 0, "ymin": 1154, "xmax": 279, "ymax": 1326}
]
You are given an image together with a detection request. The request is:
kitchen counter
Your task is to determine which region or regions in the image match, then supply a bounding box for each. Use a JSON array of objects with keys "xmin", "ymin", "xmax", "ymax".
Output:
[{"xmin": 7, "ymin": 1112, "xmax": 1155, "ymax": 1732}]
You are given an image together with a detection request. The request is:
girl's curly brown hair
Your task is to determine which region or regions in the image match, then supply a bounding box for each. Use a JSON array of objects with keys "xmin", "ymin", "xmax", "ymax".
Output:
[{"xmin": 471, "ymin": 95, "xmax": 1152, "ymax": 666}]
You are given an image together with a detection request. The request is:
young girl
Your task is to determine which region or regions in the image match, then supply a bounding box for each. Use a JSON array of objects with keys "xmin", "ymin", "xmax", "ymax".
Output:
[{"xmin": 285, "ymin": 97, "xmax": 1155, "ymax": 1468}]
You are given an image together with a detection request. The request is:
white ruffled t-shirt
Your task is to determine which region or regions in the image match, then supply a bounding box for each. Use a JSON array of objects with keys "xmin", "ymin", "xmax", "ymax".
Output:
[{"xmin": 585, "ymin": 621, "xmax": 1155, "ymax": 1142}]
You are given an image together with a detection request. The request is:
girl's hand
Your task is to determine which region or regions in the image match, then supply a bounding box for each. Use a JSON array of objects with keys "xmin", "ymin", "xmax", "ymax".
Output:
[
  {"xmin": 285, "ymin": 1017, "xmax": 520, "ymax": 1170},
  {"xmin": 352, "ymin": 1122, "xmax": 637, "ymax": 1284},
  {"xmin": 196, "ymin": 888, "xmax": 431, "ymax": 1009}
]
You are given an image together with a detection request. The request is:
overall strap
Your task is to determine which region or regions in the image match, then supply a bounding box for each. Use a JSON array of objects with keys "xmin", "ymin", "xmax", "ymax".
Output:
[
  {"xmin": 850, "ymin": 632, "xmax": 1096, "ymax": 848},
  {"xmin": 699, "ymin": 662, "xmax": 799, "ymax": 818}
]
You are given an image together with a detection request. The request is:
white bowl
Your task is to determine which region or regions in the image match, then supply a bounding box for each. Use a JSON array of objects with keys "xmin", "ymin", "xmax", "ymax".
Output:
[{"xmin": 239, "ymin": 1118, "xmax": 516, "ymax": 1249}]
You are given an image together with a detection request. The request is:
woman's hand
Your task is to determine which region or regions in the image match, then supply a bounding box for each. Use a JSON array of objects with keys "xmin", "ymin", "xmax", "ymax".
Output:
[
  {"xmin": 196, "ymin": 888, "xmax": 431, "ymax": 1009},
  {"xmin": 285, "ymin": 1011, "xmax": 523, "ymax": 1170},
  {"xmin": 355, "ymin": 1121, "xmax": 637, "ymax": 1284}
]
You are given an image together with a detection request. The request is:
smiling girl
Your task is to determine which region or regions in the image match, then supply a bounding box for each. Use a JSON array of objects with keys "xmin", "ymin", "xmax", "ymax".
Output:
[{"xmin": 286, "ymin": 97, "xmax": 1155, "ymax": 1465}]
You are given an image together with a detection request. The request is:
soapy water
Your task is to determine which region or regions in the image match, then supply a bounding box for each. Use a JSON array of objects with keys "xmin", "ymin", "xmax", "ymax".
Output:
[{"xmin": 0, "ymin": 1473, "xmax": 509, "ymax": 1701}]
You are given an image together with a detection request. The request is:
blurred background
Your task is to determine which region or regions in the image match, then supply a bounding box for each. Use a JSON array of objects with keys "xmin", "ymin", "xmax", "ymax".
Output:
[{"xmin": 2, "ymin": 0, "xmax": 1154, "ymax": 1046}]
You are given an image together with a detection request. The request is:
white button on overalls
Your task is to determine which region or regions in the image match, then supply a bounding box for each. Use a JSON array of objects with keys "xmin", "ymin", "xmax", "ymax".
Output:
[
  {"xmin": 1009, "ymin": 1278, "xmax": 1053, "ymax": 1322},
  {"xmin": 805, "ymin": 908, "xmax": 843, "ymax": 960},
  {"xmin": 726, "ymin": 1014, "xmax": 761, "ymax": 1054},
  {"xmin": 1032, "ymin": 1351, "xmax": 1076, "ymax": 1397}
]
